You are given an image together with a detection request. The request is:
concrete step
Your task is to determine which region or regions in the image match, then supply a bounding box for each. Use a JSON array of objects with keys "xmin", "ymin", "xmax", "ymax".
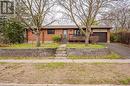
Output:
[
  {"xmin": 55, "ymin": 54, "xmax": 67, "ymax": 57},
  {"xmin": 59, "ymin": 44, "xmax": 66, "ymax": 48},
  {"xmin": 56, "ymin": 48, "xmax": 66, "ymax": 51},
  {"xmin": 55, "ymin": 57, "xmax": 67, "ymax": 59},
  {"xmin": 56, "ymin": 51, "xmax": 67, "ymax": 54},
  {"xmin": 59, "ymin": 46, "xmax": 66, "ymax": 48},
  {"xmin": 55, "ymin": 44, "xmax": 67, "ymax": 58}
]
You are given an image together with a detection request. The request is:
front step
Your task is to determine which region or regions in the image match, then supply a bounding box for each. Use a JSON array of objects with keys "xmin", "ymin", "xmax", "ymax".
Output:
[
  {"xmin": 56, "ymin": 51, "xmax": 67, "ymax": 54},
  {"xmin": 56, "ymin": 48, "xmax": 66, "ymax": 51},
  {"xmin": 55, "ymin": 54, "xmax": 67, "ymax": 57},
  {"xmin": 55, "ymin": 44, "xmax": 67, "ymax": 58}
]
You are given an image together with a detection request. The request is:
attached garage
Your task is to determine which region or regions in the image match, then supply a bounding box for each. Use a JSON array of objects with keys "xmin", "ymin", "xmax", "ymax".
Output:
[
  {"xmin": 92, "ymin": 27, "xmax": 111, "ymax": 43},
  {"xmin": 93, "ymin": 32, "xmax": 107, "ymax": 42}
]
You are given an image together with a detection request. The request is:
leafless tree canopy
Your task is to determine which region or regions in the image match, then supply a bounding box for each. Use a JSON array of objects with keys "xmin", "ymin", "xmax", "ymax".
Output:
[
  {"xmin": 58, "ymin": 0, "xmax": 111, "ymax": 44},
  {"xmin": 16, "ymin": 0, "xmax": 55, "ymax": 31},
  {"xmin": 15, "ymin": 0, "xmax": 56, "ymax": 46},
  {"xmin": 101, "ymin": 0, "xmax": 130, "ymax": 31},
  {"xmin": 1, "ymin": 0, "xmax": 130, "ymax": 45}
]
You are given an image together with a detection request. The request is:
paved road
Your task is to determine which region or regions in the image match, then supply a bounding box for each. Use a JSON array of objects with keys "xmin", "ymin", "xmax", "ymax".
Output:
[
  {"xmin": 107, "ymin": 43, "xmax": 130, "ymax": 58},
  {"xmin": 0, "ymin": 59, "xmax": 130, "ymax": 63}
]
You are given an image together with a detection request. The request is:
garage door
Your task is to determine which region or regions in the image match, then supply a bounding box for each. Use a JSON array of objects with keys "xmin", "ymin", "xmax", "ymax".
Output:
[{"xmin": 93, "ymin": 32, "xmax": 107, "ymax": 42}]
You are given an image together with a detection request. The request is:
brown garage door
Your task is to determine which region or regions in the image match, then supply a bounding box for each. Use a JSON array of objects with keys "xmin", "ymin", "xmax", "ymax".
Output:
[{"xmin": 93, "ymin": 32, "xmax": 107, "ymax": 42}]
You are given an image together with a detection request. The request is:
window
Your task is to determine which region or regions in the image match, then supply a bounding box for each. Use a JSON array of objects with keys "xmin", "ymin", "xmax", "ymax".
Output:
[
  {"xmin": 74, "ymin": 29, "xmax": 85, "ymax": 36},
  {"xmin": 74, "ymin": 30, "xmax": 81, "ymax": 36},
  {"xmin": 47, "ymin": 29, "xmax": 55, "ymax": 34}
]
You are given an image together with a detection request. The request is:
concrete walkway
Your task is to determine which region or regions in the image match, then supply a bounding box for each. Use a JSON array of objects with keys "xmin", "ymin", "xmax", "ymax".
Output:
[
  {"xmin": 59, "ymin": 44, "xmax": 67, "ymax": 47},
  {"xmin": 0, "ymin": 59, "xmax": 130, "ymax": 63},
  {"xmin": 108, "ymin": 43, "xmax": 130, "ymax": 58},
  {"xmin": 0, "ymin": 83, "xmax": 129, "ymax": 86}
]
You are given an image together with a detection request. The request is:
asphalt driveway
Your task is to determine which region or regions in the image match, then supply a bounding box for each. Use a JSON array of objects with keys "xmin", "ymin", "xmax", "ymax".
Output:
[{"xmin": 107, "ymin": 43, "xmax": 130, "ymax": 59}]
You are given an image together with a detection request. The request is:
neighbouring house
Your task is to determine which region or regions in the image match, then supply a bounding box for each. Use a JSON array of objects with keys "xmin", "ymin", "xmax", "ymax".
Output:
[{"xmin": 26, "ymin": 25, "xmax": 112, "ymax": 43}]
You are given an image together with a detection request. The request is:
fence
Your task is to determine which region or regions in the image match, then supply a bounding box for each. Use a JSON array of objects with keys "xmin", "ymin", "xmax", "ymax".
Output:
[{"xmin": 111, "ymin": 32, "xmax": 130, "ymax": 45}]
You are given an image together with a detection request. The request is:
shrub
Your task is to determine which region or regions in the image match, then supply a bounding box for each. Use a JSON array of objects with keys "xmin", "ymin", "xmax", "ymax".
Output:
[
  {"xmin": 52, "ymin": 35, "xmax": 61, "ymax": 43},
  {"xmin": 111, "ymin": 32, "xmax": 130, "ymax": 44},
  {"xmin": 110, "ymin": 33, "xmax": 121, "ymax": 42},
  {"xmin": 1, "ymin": 19, "xmax": 25, "ymax": 44},
  {"xmin": 89, "ymin": 36, "xmax": 99, "ymax": 44}
]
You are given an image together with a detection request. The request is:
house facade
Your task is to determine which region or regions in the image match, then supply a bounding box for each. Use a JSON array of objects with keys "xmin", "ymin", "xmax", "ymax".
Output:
[{"xmin": 27, "ymin": 25, "xmax": 111, "ymax": 43}]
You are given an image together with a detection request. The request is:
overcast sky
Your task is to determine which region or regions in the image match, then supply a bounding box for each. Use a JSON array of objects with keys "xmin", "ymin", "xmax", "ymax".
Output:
[{"xmin": 0, "ymin": 0, "xmax": 130, "ymax": 26}]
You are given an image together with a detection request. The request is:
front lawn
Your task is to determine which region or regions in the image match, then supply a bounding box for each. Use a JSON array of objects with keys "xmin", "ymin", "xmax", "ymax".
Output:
[
  {"xmin": 67, "ymin": 43, "xmax": 105, "ymax": 49},
  {"xmin": 0, "ymin": 43, "xmax": 60, "ymax": 49},
  {"xmin": 68, "ymin": 52, "xmax": 122, "ymax": 59},
  {"xmin": 0, "ymin": 63, "xmax": 130, "ymax": 84}
]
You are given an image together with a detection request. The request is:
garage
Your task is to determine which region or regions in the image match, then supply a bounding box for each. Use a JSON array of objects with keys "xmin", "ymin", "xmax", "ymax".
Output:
[{"xmin": 93, "ymin": 32, "xmax": 107, "ymax": 42}]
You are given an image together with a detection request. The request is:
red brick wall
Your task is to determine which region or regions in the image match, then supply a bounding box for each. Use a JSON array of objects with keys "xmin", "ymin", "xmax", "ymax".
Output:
[
  {"xmin": 27, "ymin": 31, "xmax": 36, "ymax": 41},
  {"xmin": 27, "ymin": 29, "xmax": 74, "ymax": 42},
  {"xmin": 43, "ymin": 29, "xmax": 63, "ymax": 41},
  {"xmin": 68, "ymin": 29, "xmax": 74, "ymax": 40},
  {"xmin": 27, "ymin": 28, "xmax": 110, "ymax": 43},
  {"xmin": 27, "ymin": 31, "xmax": 44, "ymax": 42}
]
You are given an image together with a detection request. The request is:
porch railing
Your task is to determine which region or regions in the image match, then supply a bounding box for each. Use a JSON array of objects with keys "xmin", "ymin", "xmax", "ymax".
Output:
[{"xmin": 68, "ymin": 34, "xmax": 85, "ymax": 42}]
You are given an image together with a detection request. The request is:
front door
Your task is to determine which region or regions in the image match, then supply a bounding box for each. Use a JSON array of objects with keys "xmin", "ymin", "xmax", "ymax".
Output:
[{"xmin": 62, "ymin": 30, "xmax": 68, "ymax": 43}]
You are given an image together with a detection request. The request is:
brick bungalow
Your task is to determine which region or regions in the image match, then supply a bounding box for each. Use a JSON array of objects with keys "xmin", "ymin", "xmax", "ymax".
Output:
[{"xmin": 27, "ymin": 25, "xmax": 111, "ymax": 43}]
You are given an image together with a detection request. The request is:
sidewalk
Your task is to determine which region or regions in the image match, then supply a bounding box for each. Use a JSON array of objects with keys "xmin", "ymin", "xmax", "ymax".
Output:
[
  {"xmin": 0, "ymin": 59, "xmax": 130, "ymax": 63},
  {"xmin": 0, "ymin": 83, "xmax": 129, "ymax": 86}
]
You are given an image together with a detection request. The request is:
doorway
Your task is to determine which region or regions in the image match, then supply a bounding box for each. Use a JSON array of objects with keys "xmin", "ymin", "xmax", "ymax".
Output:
[{"xmin": 62, "ymin": 30, "xmax": 68, "ymax": 43}]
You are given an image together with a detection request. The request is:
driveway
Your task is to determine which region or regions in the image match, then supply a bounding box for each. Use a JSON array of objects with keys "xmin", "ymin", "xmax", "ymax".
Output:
[{"xmin": 107, "ymin": 43, "xmax": 130, "ymax": 59}]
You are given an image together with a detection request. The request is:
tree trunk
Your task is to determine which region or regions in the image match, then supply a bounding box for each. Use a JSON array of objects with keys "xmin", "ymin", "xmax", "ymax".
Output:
[
  {"xmin": 36, "ymin": 32, "xmax": 41, "ymax": 47},
  {"xmin": 85, "ymin": 32, "xmax": 90, "ymax": 45},
  {"xmin": 85, "ymin": 27, "xmax": 91, "ymax": 45}
]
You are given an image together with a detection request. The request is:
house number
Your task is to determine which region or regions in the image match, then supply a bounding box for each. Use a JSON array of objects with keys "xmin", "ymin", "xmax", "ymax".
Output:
[{"xmin": 0, "ymin": 1, "xmax": 14, "ymax": 14}]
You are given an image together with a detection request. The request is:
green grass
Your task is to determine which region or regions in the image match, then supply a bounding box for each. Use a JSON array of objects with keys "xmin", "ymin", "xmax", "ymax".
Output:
[
  {"xmin": 0, "ymin": 62, "xmax": 9, "ymax": 64},
  {"xmin": 68, "ymin": 52, "xmax": 122, "ymax": 59},
  {"xmin": 36, "ymin": 62, "xmax": 65, "ymax": 69},
  {"xmin": 0, "ymin": 43, "xmax": 60, "ymax": 49},
  {"xmin": 120, "ymin": 78, "xmax": 130, "ymax": 85},
  {"xmin": 67, "ymin": 43, "xmax": 105, "ymax": 49}
]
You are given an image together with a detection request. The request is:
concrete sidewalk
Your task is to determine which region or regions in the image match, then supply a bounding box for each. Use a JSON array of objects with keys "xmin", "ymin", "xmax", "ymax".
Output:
[
  {"xmin": 0, "ymin": 59, "xmax": 130, "ymax": 63},
  {"xmin": 0, "ymin": 83, "xmax": 129, "ymax": 86}
]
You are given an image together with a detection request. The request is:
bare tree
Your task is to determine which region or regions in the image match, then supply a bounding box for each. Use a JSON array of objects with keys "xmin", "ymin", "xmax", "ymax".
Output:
[
  {"xmin": 58, "ymin": 0, "xmax": 110, "ymax": 44},
  {"xmin": 101, "ymin": 0, "xmax": 130, "ymax": 32},
  {"xmin": 15, "ymin": 0, "xmax": 56, "ymax": 47}
]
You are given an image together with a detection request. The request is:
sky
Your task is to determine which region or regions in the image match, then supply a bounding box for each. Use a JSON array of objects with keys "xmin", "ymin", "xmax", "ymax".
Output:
[
  {"xmin": 0, "ymin": 0, "xmax": 75, "ymax": 25},
  {"xmin": 0, "ymin": 0, "xmax": 130, "ymax": 26}
]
